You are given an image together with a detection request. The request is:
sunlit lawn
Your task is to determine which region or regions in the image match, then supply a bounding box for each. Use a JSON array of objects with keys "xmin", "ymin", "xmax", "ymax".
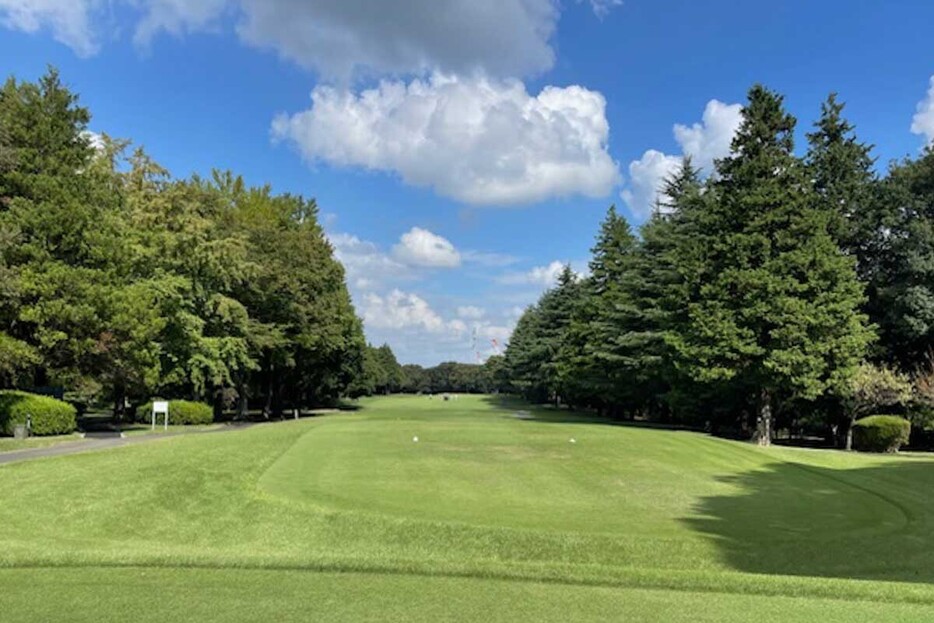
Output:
[
  {"xmin": 0, "ymin": 432, "xmax": 85, "ymax": 453},
  {"xmin": 3, "ymin": 394, "xmax": 934, "ymax": 621}
]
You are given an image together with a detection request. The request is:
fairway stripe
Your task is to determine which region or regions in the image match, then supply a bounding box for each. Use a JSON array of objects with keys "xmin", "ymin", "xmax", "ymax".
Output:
[{"xmin": 3, "ymin": 560, "xmax": 934, "ymax": 607}]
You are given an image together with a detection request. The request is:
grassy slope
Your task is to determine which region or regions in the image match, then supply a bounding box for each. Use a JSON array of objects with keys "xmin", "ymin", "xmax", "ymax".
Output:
[{"xmin": 3, "ymin": 394, "xmax": 934, "ymax": 620}]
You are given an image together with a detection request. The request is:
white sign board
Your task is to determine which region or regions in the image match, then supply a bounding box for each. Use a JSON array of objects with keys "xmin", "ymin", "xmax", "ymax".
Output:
[{"xmin": 152, "ymin": 401, "xmax": 169, "ymax": 430}]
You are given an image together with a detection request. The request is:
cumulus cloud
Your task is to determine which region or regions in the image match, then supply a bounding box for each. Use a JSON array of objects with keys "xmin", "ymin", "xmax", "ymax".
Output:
[
  {"xmin": 497, "ymin": 260, "xmax": 567, "ymax": 287},
  {"xmin": 362, "ymin": 289, "xmax": 444, "ymax": 332},
  {"xmin": 672, "ymin": 100, "xmax": 743, "ymax": 172},
  {"xmin": 272, "ymin": 74, "xmax": 620, "ymax": 205},
  {"xmin": 620, "ymin": 149, "xmax": 682, "ymax": 218},
  {"xmin": 456, "ymin": 306, "xmax": 486, "ymax": 320},
  {"xmin": 912, "ymin": 75, "xmax": 934, "ymax": 145},
  {"xmin": 359, "ymin": 290, "xmax": 519, "ymax": 364},
  {"xmin": 0, "ymin": 0, "xmax": 623, "ymax": 81},
  {"xmin": 621, "ymin": 99, "xmax": 742, "ymax": 218},
  {"xmin": 392, "ymin": 227, "xmax": 461, "ymax": 268},
  {"xmin": 133, "ymin": 0, "xmax": 229, "ymax": 48},
  {"xmin": 476, "ymin": 323, "xmax": 512, "ymax": 344},
  {"xmin": 328, "ymin": 232, "xmax": 411, "ymax": 290},
  {"xmin": 0, "ymin": 0, "xmax": 100, "ymax": 57},
  {"xmin": 235, "ymin": 0, "xmax": 558, "ymax": 80},
  {"xmin": 4, "ymin": 2, "xmax": 623, "ymax": 209},
  {"xmin": 362, "ymin": 289, "xmax": 471, "ymax": 338}
]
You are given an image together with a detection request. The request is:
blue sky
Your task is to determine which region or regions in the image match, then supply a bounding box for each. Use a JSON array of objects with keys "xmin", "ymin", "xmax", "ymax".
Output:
[{"xmin": 2, "ymin": 1, "xmax": 933, "ymax": 365}]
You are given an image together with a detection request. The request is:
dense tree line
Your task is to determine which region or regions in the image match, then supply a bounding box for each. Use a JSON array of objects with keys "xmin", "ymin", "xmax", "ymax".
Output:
[
  {"xmin": 348, "ymin": 350, "xmax": 501, "ymax": 397},
  {"xmin": 502, "ymin": 84, "xmax": 934, "ymax": 446},
  {"xmin": 400, "ymin": 360, "xmax": 501, "ymax": 395},
  {"xmin": 0, "ymin": 69, "xmax": 365, "ymax": 418}
]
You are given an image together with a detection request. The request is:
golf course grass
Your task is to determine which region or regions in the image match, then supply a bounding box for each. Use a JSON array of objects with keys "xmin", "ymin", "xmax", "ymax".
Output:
[
  {"xmin": 3, "ymin": 394, "xmax": 934, "ymax": 621},
  {"xmin": 0, "ymin": 432, "xmax": 84, "ymax": 453}
]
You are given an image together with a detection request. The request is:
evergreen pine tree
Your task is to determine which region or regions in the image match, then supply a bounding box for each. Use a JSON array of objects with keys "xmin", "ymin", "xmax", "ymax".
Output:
[
  {"xmin": 674, "ymin": 85, "xmax": 874, "ymax": 445},
  {"xmin": 558, "ymin": 207, "xmax": 639, "ymax": 414},
  {"xmin": 806, "ymin": 93, "xmax": 878, "ymax": 274}
]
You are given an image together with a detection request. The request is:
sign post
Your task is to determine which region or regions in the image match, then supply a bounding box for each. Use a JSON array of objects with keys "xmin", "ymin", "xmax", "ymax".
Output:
[{"xmin": 152, "ymin": 401, "xmax": 169, "ymax": 431}]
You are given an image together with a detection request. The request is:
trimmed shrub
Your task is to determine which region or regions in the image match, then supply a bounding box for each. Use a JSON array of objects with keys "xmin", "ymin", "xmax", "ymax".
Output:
[
  {"xmin": 135, "ymin": 400, "xmax": 213, "ymax": 425},
  {"xmin": 0, "ymin": 390, "xmax": 77, "ymax": 436},
  {"xmin": 853, "ymin": 415, "xmax": 911, "ymax": 453}
]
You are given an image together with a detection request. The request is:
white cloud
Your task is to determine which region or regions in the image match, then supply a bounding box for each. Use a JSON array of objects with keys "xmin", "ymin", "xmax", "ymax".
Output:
[
  {"xmin": 620, "ymin": 149, "xmax": 682, "ymax": 218},
  {"xmin": 497, "ymin": 260, "xmax": 567, "ymax": 287},
  {"xmin": 0, "ymin": 0, "xmax": 100, "ymax": 57},
  {"xmin": 585, "ymin": 0, "xmax": 623, "ymax": 18},
  {"xmin": 361, "ymin": 289, "xmax": 469, "ymax": 337},
  {"xmin": 328, "ymin": 232, "xmax": 412, "ymax": 290},
  {"xmin": 476, "ymin": 323, "xmax": 512, "ymax": 344},
  {"xmin": 81, "ymin": 130, "xmax": 106, "ymax": 153},
  {"xmin": 0, "ymin": 1, "xmax": 594, "ymax": 80},
  {"xmin": 133, "ymin": 0, "xmax": 229, "ymax": 48},
  {"xmin": 456, "ymin": 306, "xmax": 486, "ymax": 320},
  {"xmin": 362, "ymin": 289, "xmax": 445, "ymax": 332},
  {"xmin": 236, "ymin": 0, "xmax": 558, "ymax": 80},
  {"xmin": 392, "ymin": 227, "xmax": 461, "ymax": 268},
  {"xmin": 271, "ymin": 74, "xmax": 620, "ymax": 206},
  {"xmin": 621, "ymin": 99, "xmax": 742, "ymax": 218},
  {"xmin": 672, "ymin": 100, "xmax": 742, "ymax": 172},
  {"xmin": 912, "ymin": 75, "xmax": 934, "ymax": 145}
]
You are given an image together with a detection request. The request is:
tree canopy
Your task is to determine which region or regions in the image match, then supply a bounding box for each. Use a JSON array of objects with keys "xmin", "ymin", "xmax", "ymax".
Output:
[{"xmin": 0, "ymin": 69, "xmax": 365, "ymax": 417}]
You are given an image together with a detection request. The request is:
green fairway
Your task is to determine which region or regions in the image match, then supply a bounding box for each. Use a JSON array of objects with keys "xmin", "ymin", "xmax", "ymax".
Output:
[{"xmin": 3, "ymin": 395, "xmax": 934, "ymax": 621}]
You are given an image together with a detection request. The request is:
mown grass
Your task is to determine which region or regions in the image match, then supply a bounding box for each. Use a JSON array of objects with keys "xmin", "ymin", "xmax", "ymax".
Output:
[
  {"xmin": 118, "ymin": 423, "xmax": 224, "ymax": 437},
  {"xmin": 3, "ymin": 394, "xmax": 934, "ymax": 621},
  {"xmin": 0, "ymin": 432, "xmax": 84, "ymax": 453}
]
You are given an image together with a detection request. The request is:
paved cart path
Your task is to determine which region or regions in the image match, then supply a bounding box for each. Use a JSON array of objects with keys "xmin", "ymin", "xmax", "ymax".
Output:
[{"xmin": 0, "ymin": 424, "xmax": 255, "ymax": 466}]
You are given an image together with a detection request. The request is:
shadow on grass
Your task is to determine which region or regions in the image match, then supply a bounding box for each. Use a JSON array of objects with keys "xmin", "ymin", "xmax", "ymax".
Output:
[
  {"xmin": 479, "ymin": 394, "xmax": 704, "ymax": 432},
  {"xmin": 681, "ymin": 458, "xmax": 934, "ymax": 584},
  {"xmin": 484, "ymin": 395, "xmax": 934, "ymax": 583}
]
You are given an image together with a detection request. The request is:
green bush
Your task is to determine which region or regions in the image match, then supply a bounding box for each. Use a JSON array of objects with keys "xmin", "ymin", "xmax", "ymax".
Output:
[
  {"xmin": 135, "ymin": 400, "xmax": 213, "ymax": 425},
  {"xmin": 0, "ymin": 390, "xmax": 77, "ymax": 436},
  {"xmin": 853, "ymin": 415, "xmax": 911, "ymax": 453}
]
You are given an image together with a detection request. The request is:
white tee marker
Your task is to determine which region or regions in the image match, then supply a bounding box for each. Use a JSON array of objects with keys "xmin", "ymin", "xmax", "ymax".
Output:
[
  {"xmin": 569, "ymin": 438, "xmax": 576, "ymax": 444},
  {"xmin": 413, "ymin": 436, "xmax": 419, "ymax": 443}
]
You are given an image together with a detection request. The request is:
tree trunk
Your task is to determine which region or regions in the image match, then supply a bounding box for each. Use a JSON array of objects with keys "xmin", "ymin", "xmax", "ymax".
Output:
[
  {"xmin": 113, "ymin": 381, "xmax": 126, "ymax": 422},
  {"xmin": 263, "ymin": 370, "xmax": 273, "ymax": 420},
  {"xmin": 212, "ymin": 388, "xmax": 224, "ymax": 422},
  {"xmin": 756, "ymin": 388, "xmax": 772, "ymax": 447},
  {"xmin": 237, "ymin": 380, "xmax": 249, "ymax": 420},
  {"xmin": 272, "ymin": 378, "xmax": 283, "ymax": 419},
  {"xmin": 845, "ymin": 415, "xmax": 855, "ymax": 451}
]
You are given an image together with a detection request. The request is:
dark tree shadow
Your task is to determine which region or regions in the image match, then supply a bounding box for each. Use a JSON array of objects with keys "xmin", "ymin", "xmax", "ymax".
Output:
[
  {"xmin": 479, "ymin": 394, "xmax": 704, "ymax": 432},
  {"xmin": 681, "ymin": 459, "xmax": 934, "ymax": 583}
]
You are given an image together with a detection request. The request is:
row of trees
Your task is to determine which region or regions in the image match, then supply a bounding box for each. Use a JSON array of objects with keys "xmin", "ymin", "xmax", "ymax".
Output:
[
  {"xmin": 0, "ymin": 69, "xmax": 366, "ymax": 418},
  {"xmin": 502, "ymin": 85, "xmax": 934, "ymax": 446},
  {"xmin": 347, "ymin": 343, "xmax": 500, "ymax": 397}
]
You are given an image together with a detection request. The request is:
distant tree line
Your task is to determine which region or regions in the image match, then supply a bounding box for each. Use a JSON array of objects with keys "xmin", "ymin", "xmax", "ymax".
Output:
[
  {"xmin": 0, "ymin": 69, "xmax": 365, "ymax": 418},
  {"xmin": 347, "ymin": 344, "xmax": 501, "ymax": 397},
  {"xmin": 501, "ymin": 85, "xmax": 934, "ymax": 447}
]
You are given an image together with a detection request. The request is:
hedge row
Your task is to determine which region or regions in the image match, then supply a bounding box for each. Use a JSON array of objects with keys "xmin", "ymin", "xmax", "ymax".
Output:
[
  {"xmin": 135, "ymin": 400, "xmax": 213, "ymax": 425},
  {"xmin": 853, "ymin": 415, "xmax": 911, "ymax": 453},
  {"xmin": 0, "ymin": 390, "xmax": 77, "ymax": 436}
]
